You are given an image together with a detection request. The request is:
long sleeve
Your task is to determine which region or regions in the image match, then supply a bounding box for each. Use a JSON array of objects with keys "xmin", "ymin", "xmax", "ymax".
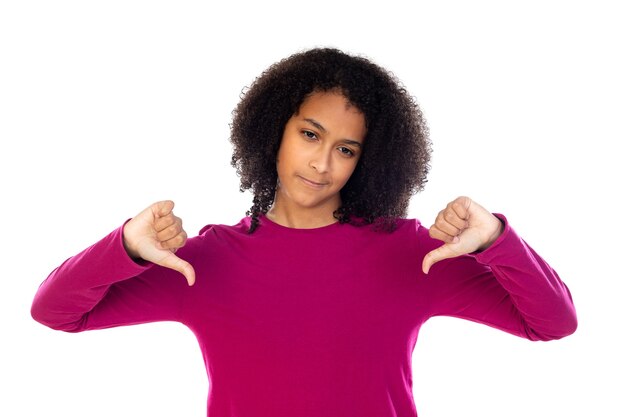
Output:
[
  {"xmin": 31, "ymin": 222, "xmax": 191, "ymax": 332},
  {"xmin": 30, "ymin": 214, "xmax": 577, "ymax": 417},
  {"xmin": 420, "ymin": 214, "xmax": 577, "ymax": 341}
]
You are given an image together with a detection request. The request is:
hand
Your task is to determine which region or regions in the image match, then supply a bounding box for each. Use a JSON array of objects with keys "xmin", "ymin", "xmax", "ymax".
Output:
[
  {"xmin": 123, "ymin": 200, "xmax": 196, "ymax": 286},
  {"xmin": 422, "ymin": 196, "xmax": 504, "ymax": 275}
]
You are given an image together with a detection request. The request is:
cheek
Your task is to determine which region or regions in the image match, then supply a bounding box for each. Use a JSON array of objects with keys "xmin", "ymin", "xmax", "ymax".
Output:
[
  {"xmin": 275, "ymin": 136, "xmax": 297, "ymax": 167},
  {"xmin": 275, "ymin": 143, "xmax": 298, "ymax": 182},
  {"xmin": 275, "ymin": 142, "xmax": 288, "ymax": 171},
  {"xmin": 338, "ymin": 161, "xmax": 359, "ymax": 185}
]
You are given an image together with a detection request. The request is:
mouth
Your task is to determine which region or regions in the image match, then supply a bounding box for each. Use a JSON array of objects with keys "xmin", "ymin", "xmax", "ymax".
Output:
[{"xmin": 297, "ymin": 175, "xmax": 328, "ymax": 188}]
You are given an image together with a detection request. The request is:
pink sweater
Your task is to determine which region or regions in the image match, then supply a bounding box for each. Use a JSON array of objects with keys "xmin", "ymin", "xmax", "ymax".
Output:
[{"xmin": 31, "ymin": 214, "xmax": 577, "ymax": 417}]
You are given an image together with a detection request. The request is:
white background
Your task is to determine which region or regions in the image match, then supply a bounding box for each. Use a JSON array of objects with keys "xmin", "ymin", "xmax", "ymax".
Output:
[{"xmin": 1, "ymin": 1, "xmax": 623, "ymax": 416}]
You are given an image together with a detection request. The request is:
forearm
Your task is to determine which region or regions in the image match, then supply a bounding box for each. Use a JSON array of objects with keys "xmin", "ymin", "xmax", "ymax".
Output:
[
  {"xmin": 472, "ymin": 216, "xmax": 578, "ymax": 340},
  {"xmin": 31, "ymin": 223, "xmax": 152, "ymax": 332}
]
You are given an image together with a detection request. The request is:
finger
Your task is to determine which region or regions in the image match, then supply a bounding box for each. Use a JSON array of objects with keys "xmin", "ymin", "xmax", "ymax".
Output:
[
  {"xmin": 154, "ymin": 214, "xmax": 177, "ymax": 232},
  {"xmin": 422, "ymin": 244, "xmax": 458, "ymax": 275},
  {"xmin": 441, "ymin": 206, "xmax": 469, "ymax": 230},
  {"xmin": 433, "ymin": 213, "xmax": 464, "ymax": 238},
  {"xmin": 450, "ymin": 196, "xmax": 472, "ymax": 220},
  {"xmin": 153, "ymin": 200, "xmax": 175, "ymax": 218},
  {"xmin": 158, "ymin": 231, "xmax": 188, "ymax": 251},
  {"xmin": 156, "ymin": 220, "xmax": 183, "ymax": 241},
  {"xmin": 428, "ymin": 226, "xmax": 460, "ymax": 244},
  {"xmin": 159, "ymin": 252, "xmax": 196, "ymax": 286}
]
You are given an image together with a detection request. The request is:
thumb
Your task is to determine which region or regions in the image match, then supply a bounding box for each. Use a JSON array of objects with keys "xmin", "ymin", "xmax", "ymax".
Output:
[
  {"xmin": 159, "ymin": 252, "xmax": 196, "ymax": 286},
  {"xmin": 422, "ymin": 243, "xmax": 459, "ymax": 275}
]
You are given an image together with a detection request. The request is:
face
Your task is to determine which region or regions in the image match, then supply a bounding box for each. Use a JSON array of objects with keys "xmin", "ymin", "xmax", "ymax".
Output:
[{"xmin": 273, "ymin": 91, "xmax": 367, "ymax": 220}]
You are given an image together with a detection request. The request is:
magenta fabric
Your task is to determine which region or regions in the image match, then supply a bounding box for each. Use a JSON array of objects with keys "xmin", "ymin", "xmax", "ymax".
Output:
[{"xmin": 31, "ymin": 214, "xmax": 577, "ymax": 417}]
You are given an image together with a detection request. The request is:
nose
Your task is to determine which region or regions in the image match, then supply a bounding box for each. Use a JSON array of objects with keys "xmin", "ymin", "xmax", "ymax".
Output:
[{"xmin": 309, "ymin": 148, "xmax": 331, "ymax": 173}]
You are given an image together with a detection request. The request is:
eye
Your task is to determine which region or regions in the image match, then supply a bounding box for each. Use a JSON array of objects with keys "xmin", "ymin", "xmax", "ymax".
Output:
[
  {"xmin": 301, "ymin": 130, "xmax": 317, "ymax": 140},
  {"xmin": 337, "ymin": 146, "xmax": 355, "ymax": 157}
]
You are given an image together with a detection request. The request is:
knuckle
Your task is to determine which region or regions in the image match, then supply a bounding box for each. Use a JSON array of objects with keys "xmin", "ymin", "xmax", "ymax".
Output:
[
  {"xmin": 157, "ymin": 216, "xmax": 173, "ymax": 231},
  {"xmin": 158, "ymin": 228, "xmax": 172, "ymax": 240},
  {"xmin": 168, "ymin": 223, "xmax": 181, "ymax": 235},
  {"xmin": 174, "ymin": 234, "xmax": 186, "ymax": 246},
  {"xmin": 170, "ymin": 224, "xmax": 181, "ymax": 236}
]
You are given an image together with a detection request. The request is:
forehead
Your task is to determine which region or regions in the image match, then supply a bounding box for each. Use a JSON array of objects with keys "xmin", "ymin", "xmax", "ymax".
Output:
[
  {"xmin": 295, "ymin": 91, "xmax": 366, "ymax": 139},
  {"xmin": 298, "ymin": 90, "xmax": 358, "ymax": 113}
]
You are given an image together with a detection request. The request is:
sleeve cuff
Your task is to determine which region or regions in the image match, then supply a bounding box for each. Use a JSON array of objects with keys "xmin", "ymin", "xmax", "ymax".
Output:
[
  {"xmin": 116, "ymin": 218, "xmax": 155, "ymax": 271},
  {"xmin": 470, "ymin": 213, "xmax": 513, "ymax": 263}
]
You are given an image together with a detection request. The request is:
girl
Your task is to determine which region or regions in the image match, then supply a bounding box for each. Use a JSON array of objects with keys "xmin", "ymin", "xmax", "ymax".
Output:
[{"xmin": 31, "ymin": 48, "xmax": 577, "ymax": 417}]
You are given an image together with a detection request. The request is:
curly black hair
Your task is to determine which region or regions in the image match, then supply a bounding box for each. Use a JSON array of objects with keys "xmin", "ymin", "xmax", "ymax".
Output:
[{"xmin": 230, "ymin": 48, "xmax": 431, "ymax": 233}]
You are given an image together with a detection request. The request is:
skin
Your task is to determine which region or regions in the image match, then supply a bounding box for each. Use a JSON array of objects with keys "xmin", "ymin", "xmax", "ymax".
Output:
[
  {"xmin": 123, "ymin": 200, "xmax": 196, "ymax": 285},
  {"xmin": 266, "ymin": 91, "xmax": 367, "ymax": 229},
  {"xmin": 122, "ymin": 92, "xmax": 504, "ymax": 285},
  {"xmin": 423, "ymin": 196, "xmax": 504, "ymax": 274}
]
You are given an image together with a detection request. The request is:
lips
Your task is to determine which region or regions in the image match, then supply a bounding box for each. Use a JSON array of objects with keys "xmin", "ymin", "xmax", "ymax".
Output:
[{"xmin": 297, "ymin": 175, "xmax": 328, "ymax": 188}]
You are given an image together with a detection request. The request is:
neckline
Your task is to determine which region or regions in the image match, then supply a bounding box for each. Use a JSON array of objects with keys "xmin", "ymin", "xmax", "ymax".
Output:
[{"xmin": 258, "ymin": 213, "xmax": 343, "ymax": 233}]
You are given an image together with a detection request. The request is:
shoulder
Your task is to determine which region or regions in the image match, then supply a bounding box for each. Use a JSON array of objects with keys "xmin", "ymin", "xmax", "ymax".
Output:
[
  {"xmin": 394, "ymin": 217, "xmax": 422, "ymax": 231},
  {"xmin": 174, "ymin": 217, "xmax": 252, "ymax": 261},
  {"xmin": 358, "ymin": 217, "xmax": 427, "ymax": 250},
  {"xmin": 392, "ymin": 217, "xmax": 444, "ymax": 258},
  {"xmin": 197, "ymin": 217, "xmax": 252, "ymax": 238}
]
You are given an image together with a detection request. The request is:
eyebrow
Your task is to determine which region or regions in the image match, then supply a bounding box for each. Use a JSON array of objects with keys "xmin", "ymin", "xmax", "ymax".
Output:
[{"xmin": 303, "ymin": 118, "xmax": 363, "ymax": 148}]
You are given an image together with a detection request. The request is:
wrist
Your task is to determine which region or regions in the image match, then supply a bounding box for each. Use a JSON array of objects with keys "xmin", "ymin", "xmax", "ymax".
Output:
[
  {"xmin": 122, "ymin": 223, "xmax": 141, "ymax": 260},
  {"xmin": 477, "ymin": 216, "xmax": 505, "ymax": 252}
]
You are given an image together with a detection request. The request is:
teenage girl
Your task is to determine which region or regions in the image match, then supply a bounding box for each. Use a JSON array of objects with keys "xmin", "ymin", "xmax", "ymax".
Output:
[{"xmin": 32, "ymin": 48, "xmax": 577, "ymax": 417}]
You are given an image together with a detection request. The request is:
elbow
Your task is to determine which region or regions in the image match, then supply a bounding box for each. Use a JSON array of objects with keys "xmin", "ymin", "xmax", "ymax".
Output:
[
  {"xmin": 527, "ymin": 308, "xmax": 578, "ymax": 341},
  {"xmin": 559, "ymin": 309, "xmax": 578, "ymax": 338},
  {"xmin": 30, "ymin": 298, "xmax": 49, "ymax": 327},
  {"xmin": 30, "ymin": 302, "xmax": 57, "ymax": 331},
  {"xmin": 554, "ymin": 303, "xmax": 578, "ymax": 339},
  {"xmin": 30, "ymin": 299, "xmax": 83, "ymax": 333}
]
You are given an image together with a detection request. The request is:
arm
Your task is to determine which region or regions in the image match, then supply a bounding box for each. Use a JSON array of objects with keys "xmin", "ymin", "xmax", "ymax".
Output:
[
  {"xmin": 31, "ymin": 201, "xmax": 195, "ymax": 332},
  {"xmin": 420, "ymin": 197, "xmax": 577, "ymax": 341}
]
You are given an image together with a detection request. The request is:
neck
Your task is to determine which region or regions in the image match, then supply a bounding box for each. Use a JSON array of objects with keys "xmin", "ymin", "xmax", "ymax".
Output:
[
  {"xmin": 266, "ymin": 199, "xmax": 339, "ymax": 229},
  {"xmin": 265, "ymin": 207, "xmax": 338, "ymax": 229}
]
